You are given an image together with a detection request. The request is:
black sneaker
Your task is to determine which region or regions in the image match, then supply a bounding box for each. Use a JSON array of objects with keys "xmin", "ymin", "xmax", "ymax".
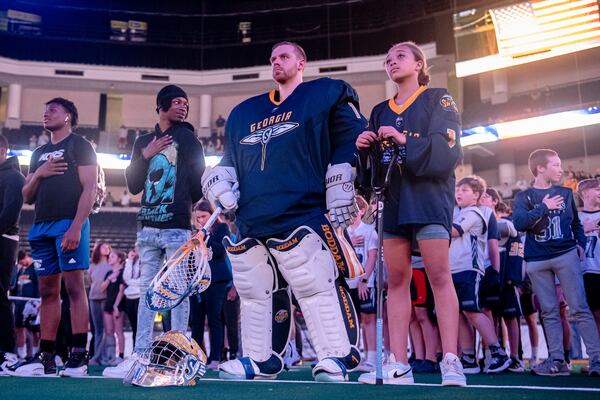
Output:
[
  {"xmin": 486, "ymin": 349, "xmax": 511, "ymax": 373},
  {"xmin": 9, "ymin": 351, "xmax": 58, "ymax": 376},
  {"xmin": 507, "ymin": 357, "xmax": 526, "ymax": 373},
  {"xmin": 460, "ymin": 355, "xmax": 481, "ymax": 374},
  {"xmin": 412, "ymin": 359, "xmax": 439, "ymax": 373},
  {"xmin": 60, "ymin": 351, "xmax": 89, "ymax": 377}
]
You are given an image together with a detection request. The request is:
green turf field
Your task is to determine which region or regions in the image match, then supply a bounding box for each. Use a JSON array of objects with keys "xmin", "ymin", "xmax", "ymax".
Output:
[{"xmin": 2, "ymin": 364, "xmax": 599, "ymax": 400}]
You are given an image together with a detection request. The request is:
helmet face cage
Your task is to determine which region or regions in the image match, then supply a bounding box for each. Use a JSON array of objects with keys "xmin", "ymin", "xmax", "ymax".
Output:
[{"xmin": 125, "ymin": 331, "xmax": 207, "ymax": 387}]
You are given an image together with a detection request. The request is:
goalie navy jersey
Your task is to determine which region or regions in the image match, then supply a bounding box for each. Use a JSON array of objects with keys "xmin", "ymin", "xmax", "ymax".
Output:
[
  {"xmin": 220, "ymin": 77, "xmax": 367, "ymax": 237},
  {"xmin": 367, "ymin": 87, "xmax": 462, "ymax": 234},
  {"xmin": 513, "ymin": 186, "xmax": 586, "ymax": 261}
]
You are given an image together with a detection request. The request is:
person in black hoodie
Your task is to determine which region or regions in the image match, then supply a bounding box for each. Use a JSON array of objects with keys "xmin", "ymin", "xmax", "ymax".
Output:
[
  {"xmin": 0, "ymin": 134, "xmax": 25, "ymax": 373},
  {"xmin": 104, "ymin": 85, "xmax": 205, "ymax": 378},
  {"xmin": 189, "ymin": 200, "xmax": 232, "ymax": 369}
]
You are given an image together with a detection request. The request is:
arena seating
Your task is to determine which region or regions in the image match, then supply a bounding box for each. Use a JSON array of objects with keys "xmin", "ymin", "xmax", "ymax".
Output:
[{"xmin": 18, "ymin": 208, "xmax": 138, "ymax": 255}]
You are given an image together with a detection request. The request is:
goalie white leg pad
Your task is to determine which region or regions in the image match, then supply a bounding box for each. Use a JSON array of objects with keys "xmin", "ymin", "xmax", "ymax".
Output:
[
  {"xmin": 224, "ymin": 236, "xmax": 278, "ymax": 363},
  {"xmin": 267, "ymin": 226, "xmax": 351, "ymax": 360}
]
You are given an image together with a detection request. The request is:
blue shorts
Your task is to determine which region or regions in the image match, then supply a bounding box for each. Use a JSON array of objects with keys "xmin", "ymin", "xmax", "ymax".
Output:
[
  {"xmin": 29, "ymin": 219, "xmax": 90, "ymax": 277},
  {"xmin": 383, "ymin": 224, "xmax": 449, "ymax": 241},
  {"xmin": 451, "ymin": 270, "xmax": 482, "ymax": 312}
]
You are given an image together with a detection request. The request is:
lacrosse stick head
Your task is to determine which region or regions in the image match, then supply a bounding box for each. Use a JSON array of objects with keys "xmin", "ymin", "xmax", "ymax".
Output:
[
  {"xmin": 145, "ymin": 232, "xmax": 211, "ymax": 312},
  {"xmin": 369, "ymin": 139, "xmax": 400, "ymax": 191},
  {"xmin": 124, "ymin": 330, "xmax": 207, "ymax": 387}
]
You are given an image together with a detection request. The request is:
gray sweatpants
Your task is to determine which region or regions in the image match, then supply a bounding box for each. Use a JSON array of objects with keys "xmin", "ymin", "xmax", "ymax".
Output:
[{"xmin": 527, "ymin": 249, "xmax": 600, "ymax": 361}]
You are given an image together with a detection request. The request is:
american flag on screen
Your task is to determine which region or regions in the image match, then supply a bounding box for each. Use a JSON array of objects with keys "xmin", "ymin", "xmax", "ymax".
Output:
[{"xmin": 489, "ymin": 0, "xmax": 600, "ymax": 58}]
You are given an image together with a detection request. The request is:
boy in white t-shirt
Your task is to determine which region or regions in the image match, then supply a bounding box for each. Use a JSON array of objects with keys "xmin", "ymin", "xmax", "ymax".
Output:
[
  {"xmin": 346, "ymin": 195, "xmax": 378, "ymax": 371},
  {"xmin": 452, "ymin": 176, "xmax": 510, "ymax": 374}
]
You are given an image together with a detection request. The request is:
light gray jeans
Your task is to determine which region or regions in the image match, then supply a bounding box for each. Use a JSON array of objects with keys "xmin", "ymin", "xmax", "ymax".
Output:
[
  {"xmin": 526, "ymin": 249, "xmax": 600, "ymax": 361},
  {"xmin": 89, "ymin": 299, "xmax": 105, "ymax": 361},
  {"xmin": 134, "ymin": 227, "xmax": 191, "ymax": 354}
]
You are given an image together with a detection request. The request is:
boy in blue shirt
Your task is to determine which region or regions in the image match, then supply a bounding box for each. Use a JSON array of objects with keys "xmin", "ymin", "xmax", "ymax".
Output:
[{"xmin": 513, "ymin": 149, "xmax": 600, "ymax": 376}]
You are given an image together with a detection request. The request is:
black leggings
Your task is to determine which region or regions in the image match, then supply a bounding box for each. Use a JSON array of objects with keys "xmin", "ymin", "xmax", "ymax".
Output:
[{"xmin": 0, "ymin": 237, "xmax": 17, "ymax": 352}]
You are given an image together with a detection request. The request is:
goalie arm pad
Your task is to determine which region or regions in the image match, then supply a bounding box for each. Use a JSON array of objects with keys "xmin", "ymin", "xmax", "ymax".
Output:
[
  {"xmin": 325, "ymin": 163, "xmax": 358, "ymax": 229},
  {"xmin": 201, "ymin": 166, "xmax": 239, "ymax": 210}
]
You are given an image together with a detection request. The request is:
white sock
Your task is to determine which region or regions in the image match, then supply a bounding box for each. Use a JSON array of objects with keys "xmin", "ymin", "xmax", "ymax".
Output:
[
  {"xmin": 531, "ymin": 346, "xmax": 538, "ymax": 360},
  {"xmin": 367, "ymin": 351, "xmax": 376, "ymax": 364},
  {"xmin": 17, "ymin": 346, "xmax": 27, "ymax": 358}
]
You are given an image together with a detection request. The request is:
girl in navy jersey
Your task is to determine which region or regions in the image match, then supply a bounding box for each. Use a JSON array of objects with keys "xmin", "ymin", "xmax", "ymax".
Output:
[{"xmin": 356, "ymin": 41, "xmax": 464, "ymax": 386}]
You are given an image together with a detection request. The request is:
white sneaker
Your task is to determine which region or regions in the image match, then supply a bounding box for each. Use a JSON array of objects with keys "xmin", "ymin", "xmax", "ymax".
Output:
[
  {"xmin": 102, "ymin": 354, "xmax": 138, "ymax": 378},
  {"xmin": 0, "ymin": 352, "xmax": 18, "ymax": 376},
  {"xmin": 313, "ymin": 358, "xmax": 349, "ymax": 382},
  {"xmin": 440, "ymin": 353, "xmax": 467, "ymax": 387},
  {"xmin": 358, "ymin": 354, "xmax": 413, "ymax": 385}
]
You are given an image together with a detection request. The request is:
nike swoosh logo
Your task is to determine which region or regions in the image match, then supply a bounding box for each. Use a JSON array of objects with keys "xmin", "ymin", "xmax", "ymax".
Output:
[{"xmin": 393, "ymin": 368, "xmax": 411, "ymax": 378}]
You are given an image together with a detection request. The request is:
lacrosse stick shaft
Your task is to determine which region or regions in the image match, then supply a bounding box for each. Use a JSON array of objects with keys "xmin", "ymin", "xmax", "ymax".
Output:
[
  {"xmin": 195, "ymin": 182, "xmax": 239, "ymax": 241},
  {"xmin": 375, "ymin": 190, "xmax": 385, "ymax": 385},
  {"xmin": 370, "ymin": 146, "xmax": 399, "ymax": 385}
]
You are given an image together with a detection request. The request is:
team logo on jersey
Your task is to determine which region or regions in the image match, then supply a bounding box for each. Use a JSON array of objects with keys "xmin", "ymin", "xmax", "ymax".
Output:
[
  {"xmin": 395, "ymin": 116, "xmax": 404, "ymax": 129},
  {"xmin": 240, "ymin": 122, "xmax": 299, "ymax": 171},
  {"xmin": 440, "ymin": 94, "xmax": 458, "ymax": 112}
]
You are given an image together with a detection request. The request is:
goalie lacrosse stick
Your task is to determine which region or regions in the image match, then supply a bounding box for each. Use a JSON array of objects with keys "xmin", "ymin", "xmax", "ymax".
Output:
[
  {"xmin": 368, "ymin": 139, "xmax": 400, "ymax": 385},
  {"xmin": 146, "ymin": 185, "xmax": 238, "ymax": 312}
]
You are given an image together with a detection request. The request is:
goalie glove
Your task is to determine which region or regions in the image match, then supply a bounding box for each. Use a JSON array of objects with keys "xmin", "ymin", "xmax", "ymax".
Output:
[
  {"xmin": 201, "ymin": 166, "xmax": 239, "ymax": 210},
  {"xmin": 325, "ymin": 163, "xmax": 358, "ymax": 229}
]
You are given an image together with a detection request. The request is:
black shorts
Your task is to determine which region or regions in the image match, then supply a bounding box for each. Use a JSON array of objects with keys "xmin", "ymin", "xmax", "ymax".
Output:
[
  {"xmin": 411, "ymin": 269, "xmax": 434, "ymax": 309},
  {"xmin": 479, "ymin": 267, "xmax": 501, "ymax": 313},
  {"xmin": 500, "ymin": 285, "xmax": 522, "ymax": 317},
  {"xmin": 584, "ymin": 273, "xmax": 600, "ymax": 311},
  {"xmin": 452, "ymin": 270, "xmax": 481, "ymax": 312},
  {"xmin": 13, "ymin": 301, "xmax": 26, "ymax": 328}
]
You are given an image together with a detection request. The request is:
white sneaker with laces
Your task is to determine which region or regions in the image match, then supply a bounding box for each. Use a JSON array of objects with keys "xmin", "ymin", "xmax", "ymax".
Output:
[
  {"xmin": 102, "ymin": 354, "xmax": 139, "ymax": 378},
  {"xmin": 358, "ymin": 354, "xmax": 414, "ymax": 385},
  {"xmin": 440, "ymin": 353, "xmax": 467, "ymax": 387}
]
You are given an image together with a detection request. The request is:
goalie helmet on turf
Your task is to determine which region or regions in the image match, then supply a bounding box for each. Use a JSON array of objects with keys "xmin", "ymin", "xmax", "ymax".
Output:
[{"xmin": 124, "ymin": 331, "xmax": 207, "ymax": 387}]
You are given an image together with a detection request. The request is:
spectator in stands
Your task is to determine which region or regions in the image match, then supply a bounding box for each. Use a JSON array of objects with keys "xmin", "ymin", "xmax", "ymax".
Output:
[
  {"xmin": 215, "ymin": 114, "xmax": 226, "ymax": 136},
  {"xmin": 104, "ymin": 191, "xmax": 115, "ymax": 207},
  {"xmin": 18, "ymin": 98, "xmax": 97, "ymax": 377},
  {"xmin": 99, "ymin": 251, "xmax": 126, "ymax": 365},
  {"xmin": 499, "ymin": 182, "xmax": 513, "ymax": 200},
  {"xmin": 120, "ymin": 190, "xmax": 131, "ymax": 207},
  {"xmin": 12, "ymin": 251, "xmax": 40, "ymax": 360},
  {"xmin": 104, "ymin": 85, "xmax": 205, "ymax": 378},
  {"xmin": 515, "ymin": 176, "xmax": 529, "ymax": 192},
  {"xmin": 122, "ymin": 244, "xmax": 140, "ymax": 348},
  {"xmin": 563, "ymin": 171, "xmax": 578, "ymax": 192},
  {"xmin": 37, "ymin": 131, "xmax": 49, "ymax": 147},
  {"xmin": 0, "ymin": 134, "xmax": 25, "ymax": 373},
  {"xmin": 29, "ymin": 134, "xmax": 38, "ymax": 150},
  {"xmin": 88, "ymin": 241, "xmax": 112, "ymax": 365},
  {"xmin": 189, "ymin": 200, "xmax": 231, "ymax": 369},
  {"xmin": 205, "ymin": 139, "xmax": 216, "ymax": 156},
  {"xmin": 118, "ymin": 125, "xmax": 128, "ymax": 150}
]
